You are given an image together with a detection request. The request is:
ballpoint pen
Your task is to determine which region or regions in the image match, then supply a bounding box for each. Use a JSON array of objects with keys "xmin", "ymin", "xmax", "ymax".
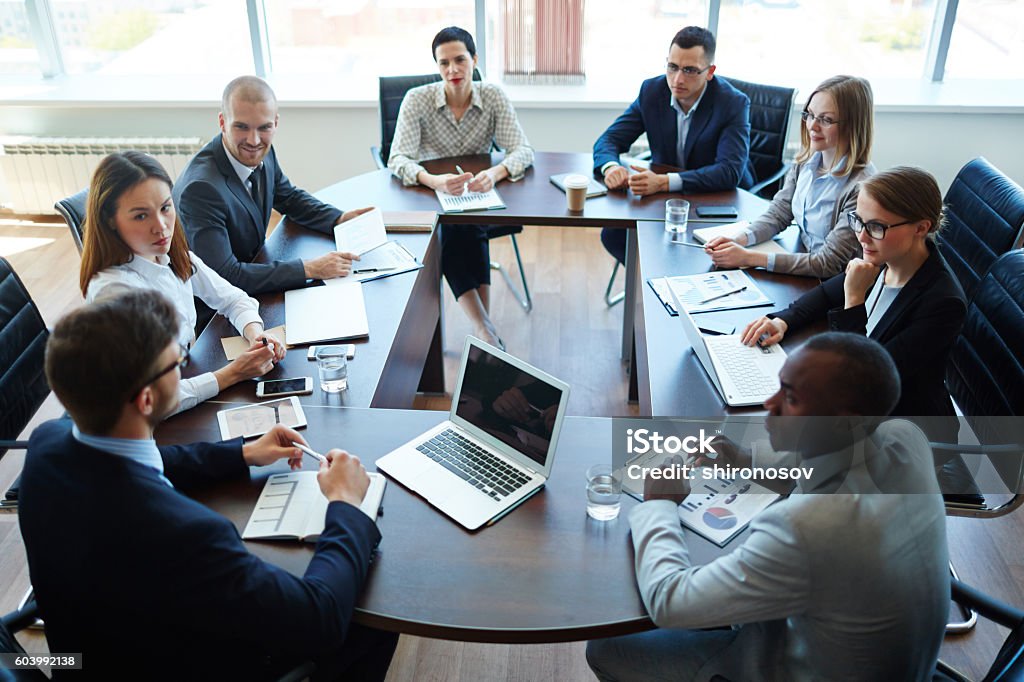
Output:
[
  {"xmin": 292, "ymin": 441, "xmax": 326, "ymax": 463},
  {"xmin": 699, "ymin": 286, "xmax": 747, "ymax": 305}
]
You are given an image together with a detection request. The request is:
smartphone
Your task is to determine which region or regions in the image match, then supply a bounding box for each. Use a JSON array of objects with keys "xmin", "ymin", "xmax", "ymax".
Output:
[
  {"xmin": 696, "ymin": 205, "xmax": 739, "ymax": 219},
  {"xmin": 307, "ymin": 344, "xmax": 356, "ymax": 361},
  {"xmin": 255, "ymin": 377, "xmax": 313, "ymax": 398},
  {"xmin": 697, "ymin": 319, "xmax": 736, "ymax": 336}
]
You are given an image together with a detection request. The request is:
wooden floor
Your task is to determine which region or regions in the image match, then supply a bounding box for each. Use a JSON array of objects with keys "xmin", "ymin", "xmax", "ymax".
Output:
[{"xmin": 0, "ymin": 218, "xmax": 1021, "ymax": 681}]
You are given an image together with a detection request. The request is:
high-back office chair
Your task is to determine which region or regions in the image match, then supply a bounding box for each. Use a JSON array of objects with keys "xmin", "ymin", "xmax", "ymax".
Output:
[
  {"xmin": 937, "ymin": 157, "xmax": 1024, "ymax": 301},
  {"xmin": 54, "ymin": 189, "xmax": 89, "ymax": 254},
  {"xmin": 935, "ymin": 578, "xmax": 1024, "ymax": 681},
  {"xmin": 372, "ymin": 72, "xmax": 532, "ymax": 311},
  {"xmin": 605, "ymin": 77, "xmax": 798, "ymax": 307},
  {"xmin": 0, "ymin": 257, "xmax": 51, "ymax": 507},
  {"xmin": 720, "ymin": 76, "xmax": 798, "ymax": 199}
]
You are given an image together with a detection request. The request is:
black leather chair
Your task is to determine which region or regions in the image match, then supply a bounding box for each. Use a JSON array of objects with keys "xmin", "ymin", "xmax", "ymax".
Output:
[
  {"xmin": 372, "ymin": 71, "xmax": 532, "ymax": 311},
  {"xmin": 54, "ymin": 189, "xmax": 88, "ymax": 255},
  {"xmin": 935, "ymin": 579, "xmax": 1024, "ymax": 682},
  {"xmin": 720, "ymin": 76, "xmax": 798, "ymax": 199},
  {"xmin": 0, "ymin": 257, "xmax": 50, "ymax": 508},
  {"xmin": 938, "ymin": 157, "xmax": 1024, "ymax": 301}
]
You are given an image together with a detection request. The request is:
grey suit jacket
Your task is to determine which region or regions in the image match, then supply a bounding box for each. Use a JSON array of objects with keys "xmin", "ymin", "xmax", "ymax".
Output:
[
  {"xmin": 174, "ymin": 134, "xmax": 343, "ymax": 294},
  {"xmin": 629, "ymin": 419, "xmax": 948, "ymax": 682},
  {"xmin": 748, "ymin": 161, "xmax": 874, "ymax": 278}
]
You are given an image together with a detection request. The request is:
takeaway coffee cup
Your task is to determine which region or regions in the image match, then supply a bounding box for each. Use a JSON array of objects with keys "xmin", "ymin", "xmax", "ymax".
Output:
[{"xmin": 564, "ymin": 174, "xmax": 589, "ymax": 212}]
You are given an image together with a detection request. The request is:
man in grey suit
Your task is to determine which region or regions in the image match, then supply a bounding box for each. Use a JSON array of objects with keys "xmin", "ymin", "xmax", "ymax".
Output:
[
  {"xmin": 174, "ymin": 76, "xmax": 371, "ymax": 295},
  {"xmin": 587, "ymin": 333, "xmax": 948, "ymax": 681}
]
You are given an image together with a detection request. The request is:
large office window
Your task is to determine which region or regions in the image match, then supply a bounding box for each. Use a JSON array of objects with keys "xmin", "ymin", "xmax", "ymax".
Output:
[
  {"xmin": 264, "ymin": 0, "xmax": 475, "ymax": 76},
  {"xmin": 715, "ymin": 0, "xmax": 937, "ymax": 87},
  {"xmin": 50, "ymin": 0, "xmax": 252, "ymax": 75},
  {"xmin": 0, "ymin": 0, "xmax": 39, "ymax": 76},
  {"xmin": 944, "ymin": 0, "xmax": 1024, "ymax": 80}
]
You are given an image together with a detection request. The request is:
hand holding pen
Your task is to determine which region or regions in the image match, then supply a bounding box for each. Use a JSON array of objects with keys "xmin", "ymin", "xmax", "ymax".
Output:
[
  {"xmin": 293, "ymin": 441, "xmax": 371, "ymax": 506},
  {"xmin": 440, "ymin": 165, "xmax": 473, "ymax": 195}
]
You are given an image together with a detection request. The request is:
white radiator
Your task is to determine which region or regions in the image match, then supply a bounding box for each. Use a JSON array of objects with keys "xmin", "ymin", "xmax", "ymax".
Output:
[{"xmin": 0, "ymin": 136, "xmax": 204, "ymax": 215}]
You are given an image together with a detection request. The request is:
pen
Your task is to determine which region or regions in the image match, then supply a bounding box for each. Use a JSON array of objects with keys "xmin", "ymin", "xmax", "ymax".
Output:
[
  {"xmin": 699, "ymin": 286, "xmax": 747, "ymax": 305},
  {"xmin": 353, "ymin": 267, "xmax": 397, "ymax": 274},
  {"xmin": 292, "ymin": 441, "xmax": 326, "ymax": 463}
]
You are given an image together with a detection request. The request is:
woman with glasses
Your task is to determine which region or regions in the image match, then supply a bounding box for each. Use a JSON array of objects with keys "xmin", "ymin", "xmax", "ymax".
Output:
[
  {"xmin": 741, "ymin": 166, "xmax": 967, "ymax": 427},
  {"xmin": 705, "ymin": 75, "xmax": 875, "ymax": 277},
  {"xmin": 80, "ymin": 151, "xmax": 285, "ymax": 415}
]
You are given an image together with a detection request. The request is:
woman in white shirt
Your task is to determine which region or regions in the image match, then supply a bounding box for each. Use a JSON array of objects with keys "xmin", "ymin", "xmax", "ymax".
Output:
[
  {"xmin": 79, "ymin": 151, "xmax": 286, "ymax": 414},
  {"xmin": 705, "ymin": 75, "xmax": 876, "ymax": 277}
]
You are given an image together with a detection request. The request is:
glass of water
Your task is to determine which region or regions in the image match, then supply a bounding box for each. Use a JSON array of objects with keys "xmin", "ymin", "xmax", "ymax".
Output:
[
  {"xmin": 586, "ymin": 464, "xmax": 622, "ymax": 521},
  {"xmin": 665, "ymin": 198, "xmax": 690, "ymax": 234},
  {"xmin": 315, "ymin": 346, "xmax": 348, "ymax": 393}
]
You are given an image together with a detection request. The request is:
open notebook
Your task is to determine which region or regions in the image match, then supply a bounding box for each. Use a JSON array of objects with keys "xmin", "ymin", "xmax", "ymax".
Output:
[{"xmin": 243, "ymin": 471, "xmax": 386, "ymax": 542}]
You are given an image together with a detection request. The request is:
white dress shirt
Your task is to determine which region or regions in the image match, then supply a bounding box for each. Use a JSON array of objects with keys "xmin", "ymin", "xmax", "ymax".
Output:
[
  {"xmin": 666, "ymin": 85, "xmax": 708, "ymax": 192},
  {"xmin": 86, "ymin": 251, "xmax": 263, "ymax": 414}
]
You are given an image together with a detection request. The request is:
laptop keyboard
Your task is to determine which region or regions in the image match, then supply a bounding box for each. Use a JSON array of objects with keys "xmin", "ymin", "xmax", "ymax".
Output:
[
  {"xmin": 707, "ymin": 338, "xmax": 779, "ymax": 400},
  {"xmin": 416, "ymin": 428, "xmax": 532, "ymax": 500}
]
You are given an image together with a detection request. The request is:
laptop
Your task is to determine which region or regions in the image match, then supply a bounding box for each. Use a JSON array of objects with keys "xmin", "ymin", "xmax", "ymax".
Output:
[
  {"xmin": 669, "ymin": 288, "xmax": 787, "ymax": 407},
  {"xmin": 376, "ymin": 337, "xmax": 570, "ymax": 530}
]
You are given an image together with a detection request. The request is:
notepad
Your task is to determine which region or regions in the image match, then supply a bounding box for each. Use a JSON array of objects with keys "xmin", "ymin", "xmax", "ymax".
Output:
[
  {"xmin": 221, "ymin": 324, "xmax": 287, "ymax": 359},
  {"xmin": 243, "ymin": 471, "xmax": 386, "ymax": 541},
  {"xmin": 435, "ymin": 187, "xmax": 505, "ymax": 212},
  {"xmin": 693, "ymin": 220, "xmax": 788, "ymax": 256},
  {"xmin": 284, "ymin": 281, "xmax": 369, "ymax": 346},
  {"xmin": 334, "ymin": 207, "xmax": 388, "ymax": 256}
]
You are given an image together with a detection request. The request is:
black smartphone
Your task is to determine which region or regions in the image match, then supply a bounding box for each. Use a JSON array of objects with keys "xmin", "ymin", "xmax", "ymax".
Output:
[{"xmin": 696, "ymin": 205, "xmax": 739, "ymax": 219}]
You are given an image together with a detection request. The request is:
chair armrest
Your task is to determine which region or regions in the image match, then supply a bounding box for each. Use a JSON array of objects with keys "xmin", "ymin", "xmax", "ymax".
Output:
[
  {"xmin": 1, "ymin": 600, "xmax": 39, "ymax": 633},
  {"xmin": 369, "ymin": 146, "xmax": 386, "ymax": 170},
  {"xmin": 750, "ymin": 163, "xmax": 790, "ymax": 198},
  {"xmin": 951, "ymin": 579, "xmax": 1024, "ymax": 628}
]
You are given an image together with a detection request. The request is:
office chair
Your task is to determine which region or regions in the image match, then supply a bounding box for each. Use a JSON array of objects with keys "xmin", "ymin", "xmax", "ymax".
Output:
[
  {"xmin": 372, "ymin": 71, "xmax": 532, "ymax": 311},
  {"xmin": 604, "ymin": 77, "xmax": 798, "ymax": 307},
  {"xmin": 54, "ymin": 189, "xmax": 88, "ymax": 255},
  {"xmin": 934, "ymin": 579, "xmax": 1024, "ymax": 682},
  {"xmin": 933, "ymin": 249, "xmax": 1024, "ymax": 632},
  {"xmin": 0, "ymin": 257, "xmax": 51, "ymax": 509},
  {"xmin": 937, "ymin": 157, "xmax": 1024, "ymax": 301}
]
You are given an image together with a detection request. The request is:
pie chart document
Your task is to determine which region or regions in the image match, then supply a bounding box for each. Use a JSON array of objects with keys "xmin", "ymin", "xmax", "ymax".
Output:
[{"xmin": 677, "ymin": 473, "xmax": 780, "ymax": 546}]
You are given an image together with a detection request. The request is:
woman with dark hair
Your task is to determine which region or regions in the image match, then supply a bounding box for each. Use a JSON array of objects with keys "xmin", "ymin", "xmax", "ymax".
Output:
[
  {"xmin": 705, "ymin": 75, "xmax": 876, "ymax": 277},
  {"xmin": 80, "ymin": 151, "xmax": 285, "ymax": 414},
  {"xmin": 388, "ymin": 26, "xmax": 534, "ymax": 349},
  {"xmin": 742, "ymin": 166, "xmax": 967, "ymax": 429}
]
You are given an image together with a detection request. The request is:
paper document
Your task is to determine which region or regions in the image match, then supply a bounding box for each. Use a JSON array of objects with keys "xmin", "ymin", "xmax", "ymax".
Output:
[
  {"xmin": 693, "ymin": 220, "xmax": 788, "ymax": 256},
  {"xmin": 285, "ymin": 281, "xmax": 369, "ymax": 345},
  {"xmin": 221, "ymin": 324, "xmax": 287, "ymax": 359},
  {"xmin": 243, "ymin": 471, "xmax": 386, "ymax": 541},
  {"xmin": 334, "ymin": 207, "xmax": 388, "ymax": 256},
  {"xmin": 676, "ymin": 473, "xmax": 779, "ymax": 546},
  {"xmin": 435, "ymin": 187, "xmax": 505, "ymax": 213},
  {"xmin": 344, "ymin": 240, "xmax": 422, "ymax": 283},
  {"xmin": 660, "ymin": 270, "xmax": 772, "ymax": 314}
]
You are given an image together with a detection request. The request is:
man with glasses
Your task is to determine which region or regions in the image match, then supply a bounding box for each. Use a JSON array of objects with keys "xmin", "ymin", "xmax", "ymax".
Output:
[
  {"xmin": 593, "ymin": 26, "xmax": 754, "ymax": 264},
  {"xmin": 19, "ymin": 290, "xmax": 398, "ymax": 680}
]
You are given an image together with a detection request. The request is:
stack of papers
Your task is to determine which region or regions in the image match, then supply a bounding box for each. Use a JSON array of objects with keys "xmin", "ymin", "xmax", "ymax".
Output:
[
  {"xmin": 333, "ymin": 207, "xmax": 422, "ymax": 282},
  {"xmin": 693, "ymin": 220, "xmax": 787, "ymax": 256}
]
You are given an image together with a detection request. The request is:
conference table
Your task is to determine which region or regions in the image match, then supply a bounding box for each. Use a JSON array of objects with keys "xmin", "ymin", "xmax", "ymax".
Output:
[{"xmin": 158, "ymin": 150, "xmax": 821, "ymax": 643}]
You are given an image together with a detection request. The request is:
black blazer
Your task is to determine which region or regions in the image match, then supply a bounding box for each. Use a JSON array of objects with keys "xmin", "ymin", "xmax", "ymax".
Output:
[
  {"xmin": 18, "ymin": 419, "xmax": 381, "ymax": 681},
  {"xmin": 592, "ymin": 75, "xmax": 755, "ymax": 192},
  {"xmin": 774, "ymin": 241, "xmax": 967, "ymax": 420},
  {"xmin": 174, "ymin": 134, "xmax": 343, "ymax": 294}
]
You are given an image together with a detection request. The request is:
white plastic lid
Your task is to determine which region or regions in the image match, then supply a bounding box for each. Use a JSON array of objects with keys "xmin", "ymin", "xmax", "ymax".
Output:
[{"xmin": 563, "ymin": 174, "xmax": 590, "ymax": 189}]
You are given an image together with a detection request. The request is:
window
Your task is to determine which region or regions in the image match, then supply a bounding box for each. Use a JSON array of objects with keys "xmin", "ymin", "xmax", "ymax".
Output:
[
  {"xmin": 0, "ymin": 0, "xmax": 40, "ymax": 76},
  {"xmin": 50, "ymin": 0, "xmax": 252, "ymax": 75},
  {"xmin": 264, "ymin": 0, "xmax": 475, "ymax": 78},
  {"xmin": 945, "ymin": 0, "xmax": 1024, "ymax": 80},
  {"xmin": 715, "ymin": 0, "xmax": 938, "ymax": 87}
]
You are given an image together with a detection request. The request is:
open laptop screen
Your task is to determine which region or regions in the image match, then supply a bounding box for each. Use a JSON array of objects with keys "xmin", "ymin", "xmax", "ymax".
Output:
[{"xmin": 454, "ymin": 345, "xmax": 565, "ymax": 467}]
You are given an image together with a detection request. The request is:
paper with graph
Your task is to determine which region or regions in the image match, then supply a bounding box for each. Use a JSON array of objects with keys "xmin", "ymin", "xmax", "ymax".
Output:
[{"xmin": 656, "ymin": 270, "xmax": 772, "ymax": 314}]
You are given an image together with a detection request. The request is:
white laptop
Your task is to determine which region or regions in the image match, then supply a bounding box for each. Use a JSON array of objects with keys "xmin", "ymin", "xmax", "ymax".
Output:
[
  {"xmin": 376, "ymin": 337, "xmax": 570, "ymax": 530},
  {"xmin": 670, "ymin": 288, "xmax": 787, "ymax": 407}
]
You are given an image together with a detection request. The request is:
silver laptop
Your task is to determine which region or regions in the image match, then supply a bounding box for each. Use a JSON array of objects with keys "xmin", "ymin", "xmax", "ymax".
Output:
[
  {"xmin": 670, "ymin": 288, "xmax": 787, "ymax": 407},
  {"xmin": 376, "ymin": 337, "xmax": 570, "ymax": 530}
]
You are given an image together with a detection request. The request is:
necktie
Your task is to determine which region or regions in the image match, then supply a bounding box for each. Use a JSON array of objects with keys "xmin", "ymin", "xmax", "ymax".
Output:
[{"xmin": 248, "ymin": 168, "xmax": 262, "ymax": 211}]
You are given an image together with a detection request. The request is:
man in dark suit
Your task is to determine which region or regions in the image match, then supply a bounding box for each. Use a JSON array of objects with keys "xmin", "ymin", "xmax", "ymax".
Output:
[
  {"xmin": 18, "ymin": 290, "xmax": 397, "ymax": 681},
  {"xmin": 174, "ymin": 75, "xmax": 372, "ymax": 295},
  {"xmin": 593, "ymin": 26, "xmax": 754, "ymax": 264}
]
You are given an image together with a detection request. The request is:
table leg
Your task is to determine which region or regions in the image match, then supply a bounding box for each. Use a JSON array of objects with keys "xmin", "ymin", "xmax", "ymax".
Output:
[
  {"xmin": 417, "ymin": 315, "xmax": 445, "ymax": 395},
  {"xmin": 621, "ymin": 225, "xmax": 638, "ymax": 362}
]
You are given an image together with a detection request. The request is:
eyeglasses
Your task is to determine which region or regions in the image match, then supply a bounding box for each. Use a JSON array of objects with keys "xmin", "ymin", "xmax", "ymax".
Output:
[
  {"xmin": 800, "ymin": 111, "xmax": 840, "ymax": 128},
  {"xmin": 129, "ymin": 343, "xmax": 190, "ymax": 402},
  {"xmin": 666, "ymin": 62, "xmax": 711, "ymax": 79},
  {"xmin": 846, "ymin": 211, "xmax": 915, "ymax": 240}
]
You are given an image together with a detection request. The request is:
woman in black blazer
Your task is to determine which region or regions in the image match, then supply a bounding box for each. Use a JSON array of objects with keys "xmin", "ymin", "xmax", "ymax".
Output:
[{"xmin": 742, "ymin": 166, "xmax": 967, "ymax": 435}]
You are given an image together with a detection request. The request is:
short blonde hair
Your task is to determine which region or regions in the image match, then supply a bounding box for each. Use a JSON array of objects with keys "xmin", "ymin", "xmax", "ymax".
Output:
[{"xmin": 796, "ymin": 75, "xmax": 874, "ymax": 178}]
